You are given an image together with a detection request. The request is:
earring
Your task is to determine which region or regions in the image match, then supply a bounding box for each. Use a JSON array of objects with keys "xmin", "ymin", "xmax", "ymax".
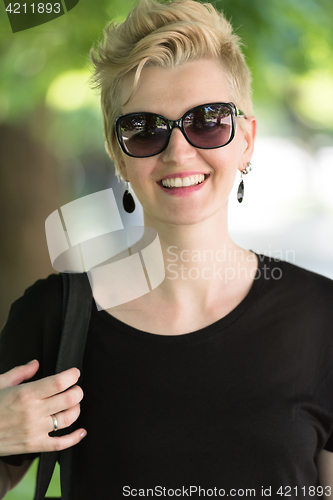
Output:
[
  {"xmin": 122, "ymin": 181, "xmax": 136, "ymax": 213},
  {"xmin": 237, "ymin": 162, "xmax": 252, "ymax": 203}
]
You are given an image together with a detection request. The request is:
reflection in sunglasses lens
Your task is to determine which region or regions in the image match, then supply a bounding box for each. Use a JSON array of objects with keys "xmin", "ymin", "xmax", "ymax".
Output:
[
  {"xmin": 119, "ymin": 104, "xmax": 233, "ymax": 157},
  {"xmin": 121, "ymin": 115, "xmax": 168, "ymax": 156},
  {"xmin": 185, "ymin": 105, "xmax": 232, "ymax": 148}
]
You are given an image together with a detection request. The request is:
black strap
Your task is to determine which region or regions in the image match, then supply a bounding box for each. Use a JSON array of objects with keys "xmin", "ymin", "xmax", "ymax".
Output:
[{"xmin": 34, "ymin": 273, "xmax": 92, "ymax": 500}]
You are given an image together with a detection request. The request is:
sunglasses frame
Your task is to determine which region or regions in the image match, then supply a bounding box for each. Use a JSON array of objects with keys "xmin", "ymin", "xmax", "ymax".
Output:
[{"xmin": 115, "ymin": 102, "xmax": 246, "ymax": 158}]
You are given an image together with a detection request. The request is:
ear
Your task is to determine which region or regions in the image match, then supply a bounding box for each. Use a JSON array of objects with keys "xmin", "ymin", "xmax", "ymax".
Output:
[
  {"xmin": 107, "ymin": 135, "xmax": 128, "ymax": 182},
  {"xmin": 238, "ymin": 116, "xmax": 257, "ymax": 173}
]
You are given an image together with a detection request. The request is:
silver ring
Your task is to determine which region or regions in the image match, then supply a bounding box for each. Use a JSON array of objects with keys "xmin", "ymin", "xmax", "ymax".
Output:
[{"xmin": 51, "ymin": 414, "xmax": 58, "ymax": 431}]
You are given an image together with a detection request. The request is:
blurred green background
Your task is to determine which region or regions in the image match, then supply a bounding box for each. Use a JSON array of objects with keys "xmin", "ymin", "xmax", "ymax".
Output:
[{"xmin": 1, "ymin": 0, "xmax": 333, "ymax": 497}]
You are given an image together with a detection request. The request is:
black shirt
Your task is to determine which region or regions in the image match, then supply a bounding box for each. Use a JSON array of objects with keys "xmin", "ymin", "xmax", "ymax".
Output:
[{"xmin": 1, "ymin": 254, "xmax": 333, "ymax": 499}]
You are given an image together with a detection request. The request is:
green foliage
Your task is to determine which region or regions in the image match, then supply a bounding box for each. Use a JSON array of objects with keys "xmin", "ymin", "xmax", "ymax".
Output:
[
  {"xmin": 0, "ymin": 1, "xmax": 332, "ymax": 494},
  {"xmin": 0, "ymin": 0, "xmax": 332, "ymax": 135},
  {"xmin": 214, "ymin": 0, "xmax": 333, "ymax": 105},
  {"xmin": 0, "ymin": 0, "xmax": 134, "ymax": 121},
  {"xmin": 4, "ymin": 461, "xmax": 61, "ymax": 499}
]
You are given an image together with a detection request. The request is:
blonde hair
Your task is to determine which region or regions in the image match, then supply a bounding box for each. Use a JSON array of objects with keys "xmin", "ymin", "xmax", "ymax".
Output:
[{"xmin": 89, "ymin": 0, "xmax": 253, "ymax": 181}]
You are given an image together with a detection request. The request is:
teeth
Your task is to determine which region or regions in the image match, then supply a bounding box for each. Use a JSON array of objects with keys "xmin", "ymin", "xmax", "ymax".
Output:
[{"xmin": 161, "ymin": 174, "xmax": 206, "ymax": 188}]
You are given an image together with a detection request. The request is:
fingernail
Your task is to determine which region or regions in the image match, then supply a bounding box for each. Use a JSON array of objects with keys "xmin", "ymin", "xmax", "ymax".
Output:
[
  {"xmin": 27, "ymin": 359, "xmax": 37, "ymax": 365},
  {"xmin": 80, "ymin": 430, "xmax": 87, "ymax": 439},
  {"xmin": 76, "ymin": 368, "xmax": 81, "ymax": 377}
]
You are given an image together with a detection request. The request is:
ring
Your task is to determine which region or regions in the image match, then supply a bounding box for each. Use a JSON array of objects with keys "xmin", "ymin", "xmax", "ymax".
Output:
[{"xmin": 51, "ymin": 414, "xmax": 58, "ymax": 431}]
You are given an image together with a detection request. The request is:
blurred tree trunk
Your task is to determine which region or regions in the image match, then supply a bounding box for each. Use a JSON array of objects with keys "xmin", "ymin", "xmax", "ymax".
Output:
[{"xmin": 0, "ymin": 107, "xmax": 61, "ymax": 330}]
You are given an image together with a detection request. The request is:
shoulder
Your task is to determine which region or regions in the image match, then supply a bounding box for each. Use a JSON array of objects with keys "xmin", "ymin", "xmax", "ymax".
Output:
[
  {"xmin": 258, "ymin": 253, "xmax": 333, "ymax": 289},
  {"xmin": 3, "ymin": 273, "xmax": 63, "ymax": 326},
  {"xmin": 18, "ymin": 273, "xmax": 63, "ymax": 304},
  {"xmin": 5, "ymin": 273, "xmax": 64, "ymax": 331},
  {"xmin": 258, "ymin": 253, "xmax": 333, "ymax": 285},
  {"xmin": 256, "ymin": 253, "xmax": 333, "ymax": 317},
  {"xmin": 0, "ymin": 273, "xmax": 64, "ymax": 376}
]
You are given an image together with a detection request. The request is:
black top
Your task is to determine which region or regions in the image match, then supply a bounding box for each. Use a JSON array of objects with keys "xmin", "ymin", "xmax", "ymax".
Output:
[{"xmin": 1, "ymin": 254, "xmax": 333, "ymax": 499}]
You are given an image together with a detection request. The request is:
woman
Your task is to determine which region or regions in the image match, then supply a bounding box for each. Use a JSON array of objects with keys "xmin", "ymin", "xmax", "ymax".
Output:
[{"xmin": 0, "ymin": 0, "xmax": 333, "ymax": 498}]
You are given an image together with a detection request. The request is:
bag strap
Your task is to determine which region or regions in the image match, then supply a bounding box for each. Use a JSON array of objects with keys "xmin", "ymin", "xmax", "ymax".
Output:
[{"xmin": 34, "ymin": 273, "xmax": 92, "ymax": 500}]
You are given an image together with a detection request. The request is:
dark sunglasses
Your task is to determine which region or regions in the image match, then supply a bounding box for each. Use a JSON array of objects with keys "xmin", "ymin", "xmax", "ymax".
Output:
[{"xmin": 115, "ymin": 102, "xmax": 246, "ymax": 158}]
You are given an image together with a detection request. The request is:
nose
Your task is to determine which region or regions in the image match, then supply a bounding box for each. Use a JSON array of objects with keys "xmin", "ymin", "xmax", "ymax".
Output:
[{"xmin": 161, "ymin": 127, "xmax": 197, "ymax": 165}]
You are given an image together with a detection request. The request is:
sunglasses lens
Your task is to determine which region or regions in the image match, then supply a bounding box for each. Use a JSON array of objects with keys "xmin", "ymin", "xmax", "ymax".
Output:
[
  {"xmin": 119, "ymin": 114, "xmax": 168, "ymax": 157},
  {"xmin": 184, "ymin": 104, "xmax": 232, "ymax": 148}
]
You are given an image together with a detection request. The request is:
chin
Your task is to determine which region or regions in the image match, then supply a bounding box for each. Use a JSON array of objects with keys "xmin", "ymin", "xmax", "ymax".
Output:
[{"xmin": 157, "ymin": 208, "xmax": 218, "ymax": 227}]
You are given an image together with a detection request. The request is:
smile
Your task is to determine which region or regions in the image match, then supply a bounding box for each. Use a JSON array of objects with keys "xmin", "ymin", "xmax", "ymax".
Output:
[{"xmin": 160, "ymin": 174, "xmax": 209, "ymax": 189}]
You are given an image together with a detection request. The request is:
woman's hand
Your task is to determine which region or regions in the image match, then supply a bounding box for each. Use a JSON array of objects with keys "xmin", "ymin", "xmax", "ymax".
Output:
[{"xmin": 0, "ymin": 360, "xmax": 87, "ymax": 456}]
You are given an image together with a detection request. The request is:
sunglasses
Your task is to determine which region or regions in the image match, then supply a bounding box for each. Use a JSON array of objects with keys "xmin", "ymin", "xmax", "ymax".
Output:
[{"xmin": 115, "ymin": 102, "xmax": 246, "ymax": 158}]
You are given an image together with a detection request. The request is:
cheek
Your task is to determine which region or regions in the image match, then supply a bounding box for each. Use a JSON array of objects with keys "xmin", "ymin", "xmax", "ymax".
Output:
[
  {"xmin": 125, "ymin": 159, "xmax": 155, "ymax": 188},
  {"xmin": 201, "ymin": 149, "xmax": 239, "ymax": 175}
]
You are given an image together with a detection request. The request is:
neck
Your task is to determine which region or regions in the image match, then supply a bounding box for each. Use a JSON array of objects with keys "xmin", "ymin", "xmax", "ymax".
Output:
[{"xmin": 142, "ymin": 205, "xmax": 257, "ymax": 309}]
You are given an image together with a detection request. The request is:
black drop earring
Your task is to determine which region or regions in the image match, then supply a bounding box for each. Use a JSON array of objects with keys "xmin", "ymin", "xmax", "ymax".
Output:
[
  {"xmin": 123, "ymin": 181, "xmax": 136, "ymax": 213},
  {"xmin": 237, "ymin": 162, "xmax": 252, "ymax": 203}
]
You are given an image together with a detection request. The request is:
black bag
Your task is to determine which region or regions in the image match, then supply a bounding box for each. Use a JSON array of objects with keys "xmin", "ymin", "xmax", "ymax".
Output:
[{"xmin": 33, "ymin": 272, "xmax": 92, "ymax": 500}]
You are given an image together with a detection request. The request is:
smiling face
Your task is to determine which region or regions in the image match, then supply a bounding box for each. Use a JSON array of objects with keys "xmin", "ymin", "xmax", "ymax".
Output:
[{"xmin": 115, "ymin": 58, "xmax": 256, "ymax": 226}]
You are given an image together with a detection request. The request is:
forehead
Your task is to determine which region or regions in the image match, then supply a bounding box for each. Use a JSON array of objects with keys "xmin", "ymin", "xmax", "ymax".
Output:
[{"xmin": 120, "ymin": 59, "xmax": 231, "ymax": 119}]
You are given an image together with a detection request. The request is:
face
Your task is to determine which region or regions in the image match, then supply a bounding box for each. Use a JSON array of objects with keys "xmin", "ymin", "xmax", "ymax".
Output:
[{"xmin": 115, "ymin": 59, "xmax": 256, "ymax": 226}]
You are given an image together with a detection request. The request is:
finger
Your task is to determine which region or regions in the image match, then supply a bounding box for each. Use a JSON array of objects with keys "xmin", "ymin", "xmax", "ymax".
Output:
[
  {"xmin": 45, "ymin": 428, "xmax": 87, "ymax": 453},
  {"xmin": 43, "ymin": 385, "xmax": 84, "ymax": 417},
  {"xmin": 29, "ymin": 367, "xmax": 80, "ymax": 400},
  {"xmin": 48, "ymin": 404, "xmax": 81, "ymax": 433},
  {"xmin": 22, "ymin": 428, "xmax": 87, "ymax": 454},
  {"xmin": 0, "ymin": 360, "xmax": 40, "ymax": 389}
]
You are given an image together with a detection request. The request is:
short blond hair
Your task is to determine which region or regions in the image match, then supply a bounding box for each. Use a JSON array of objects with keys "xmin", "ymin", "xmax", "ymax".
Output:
[{"xmin": 90, "ymin": 0, "xmax": 252, "ymax": 181}]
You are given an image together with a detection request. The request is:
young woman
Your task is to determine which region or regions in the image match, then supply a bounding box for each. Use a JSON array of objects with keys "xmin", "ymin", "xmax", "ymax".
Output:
[{"xmin": 0, "ymin": 0, "xmax": 333, "ymax": 498}]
